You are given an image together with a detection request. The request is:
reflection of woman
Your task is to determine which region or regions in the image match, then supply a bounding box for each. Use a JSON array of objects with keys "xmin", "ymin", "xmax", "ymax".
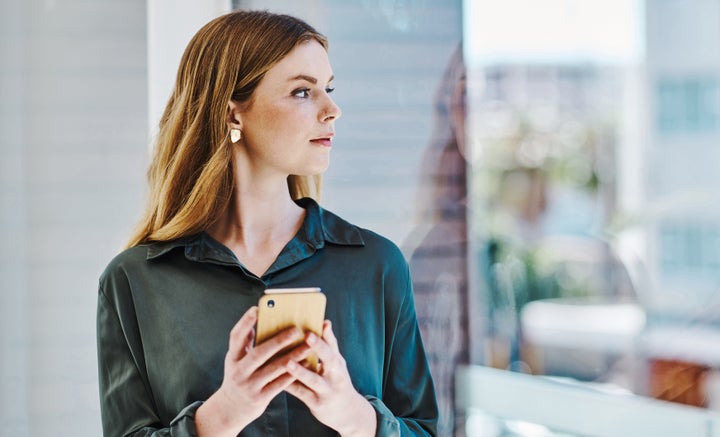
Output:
[
  {"xmin": 97, "ymin": 11, "xmax": 437, "ymax": 436},
  {"xmin": 416, "ymin": 47, "xmax": 467, "ymax": 225},
  {"xmin": 407, "ymin": 46, "xmax": 467, "ymax": 436}
]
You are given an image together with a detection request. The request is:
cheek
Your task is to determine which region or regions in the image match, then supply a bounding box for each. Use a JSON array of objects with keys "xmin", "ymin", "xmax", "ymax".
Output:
[
  {"xmin": 245, "ymin": 102, "xmax": 313, "ymax": 144},
  {"xmin": 259, "ymin": 109, "xmax": 304, "ymax": 137}
]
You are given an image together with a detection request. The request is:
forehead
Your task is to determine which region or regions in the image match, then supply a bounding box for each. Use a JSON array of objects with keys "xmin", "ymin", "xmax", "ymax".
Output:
[{"xmin": 262, "ymin": 40, "xmax": 334, "ymax": 85}]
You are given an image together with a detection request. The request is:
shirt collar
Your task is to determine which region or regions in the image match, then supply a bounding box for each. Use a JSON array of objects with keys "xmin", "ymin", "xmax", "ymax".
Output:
[
  {"xmin": 296, "ymin": 197, "xmax": 365, "ymax": 249},
  {"xmin": 145, "ymin": 197, "xmax": 364, "ymax": 263}
]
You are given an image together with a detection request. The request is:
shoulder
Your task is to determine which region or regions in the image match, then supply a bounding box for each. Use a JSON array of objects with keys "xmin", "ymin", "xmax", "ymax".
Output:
[
  {"xmin": 98, "ymin": 240, "xmax": 184, "ymax": 295},
  {"xmin": 317, "ymin": 204, "xmax": 411, "ymax": 295},
  {"xmin": 100, "ymin": 245, "xmax": 148, "ymax": 279},
  {"xmin": 98, "ymin": 245, "xmax": 151, "ymax": 294},
  {"xmin": 100, "ymin": 237, "xmax": 189, "ymax": 283},
  {"xmin": 355, "ymin": 226, "xmax": 407, "ymax": 267},
  {"xmin": 315, "ymin": 201, "xmax": 406, "ymax": 266}
]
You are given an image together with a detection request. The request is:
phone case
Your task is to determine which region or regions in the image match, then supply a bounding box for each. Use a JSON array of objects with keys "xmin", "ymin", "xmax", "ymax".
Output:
[{"xmin": 256, "ymin": 289, "xmax": 326, "ymax": 372}]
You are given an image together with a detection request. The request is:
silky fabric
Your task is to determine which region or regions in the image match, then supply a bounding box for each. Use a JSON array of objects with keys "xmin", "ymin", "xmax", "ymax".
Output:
[{"xmin": 97, "ymin": 198, "xmax": 438, "ymax": 436}]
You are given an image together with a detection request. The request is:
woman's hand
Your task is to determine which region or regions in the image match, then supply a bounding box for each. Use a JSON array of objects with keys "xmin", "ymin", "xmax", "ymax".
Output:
[
  {"xmin": 196, "ymin": 306, "xmax": 308, "ymax": 436},
  {"xmin": 284, "ymin": 321, "xmax": 377, "ymax": 437}
]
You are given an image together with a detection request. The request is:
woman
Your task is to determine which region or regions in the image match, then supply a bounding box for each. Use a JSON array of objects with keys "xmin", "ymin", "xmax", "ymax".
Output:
[{"xmin": 96, "ymin": 10, "xmax": 438, "ymax": 437}]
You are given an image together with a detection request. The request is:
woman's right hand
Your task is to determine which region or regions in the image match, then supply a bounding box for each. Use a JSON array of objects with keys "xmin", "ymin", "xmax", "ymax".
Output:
[{"xmin": 195, "ymin": 306, "xmax": 308, "ymax": 436}]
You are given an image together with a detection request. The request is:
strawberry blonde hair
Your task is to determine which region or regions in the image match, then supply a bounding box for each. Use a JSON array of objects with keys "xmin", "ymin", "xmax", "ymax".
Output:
[{"xmin": 127, "ymin": 11, "xmax": 327, "ymax": 247}]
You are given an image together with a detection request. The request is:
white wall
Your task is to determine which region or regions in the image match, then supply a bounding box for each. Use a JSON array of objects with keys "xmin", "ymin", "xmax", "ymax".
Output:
[
  {"xmin": 148, "ymin": 0, "xmax": 231, "ymax": 135},
  {"xmin": 1, "ymin": 0, "xmax": 147, "ymax": 434},
  {"xmin": 1, "ymin": 0, "xmax": 29, "ymax": 433}
]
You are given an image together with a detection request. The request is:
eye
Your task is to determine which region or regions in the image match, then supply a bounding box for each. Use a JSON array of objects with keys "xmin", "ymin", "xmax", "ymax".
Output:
[
  {"xmin": 292, "ymin": 87, "xmax": 311, "ymax": 98},
  {"xmin": 325, "ymin": 86, "xmax": 335, "ymax": 94}
]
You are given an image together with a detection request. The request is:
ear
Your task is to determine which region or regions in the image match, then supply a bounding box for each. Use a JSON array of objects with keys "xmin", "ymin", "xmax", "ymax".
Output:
[{"xmin": 226, "ymin": 100, "xmax": 243, "ymax": 130}]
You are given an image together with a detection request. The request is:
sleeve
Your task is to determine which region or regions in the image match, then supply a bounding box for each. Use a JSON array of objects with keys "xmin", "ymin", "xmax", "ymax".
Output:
[
  {"xmin": 97, "ymin": 283, "xmax": 202, "ymax": 437},
  {"xmin": 370, "ymin": 263, "xmax": 439, "ymax": 436}
]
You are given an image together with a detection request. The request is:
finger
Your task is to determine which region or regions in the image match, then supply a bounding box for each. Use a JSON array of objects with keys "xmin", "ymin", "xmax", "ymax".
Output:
[
  {"xmin": 234, "ymin": 329, "xmax": 307, "ymax": 385},
  {"xmin": 305, "ymin": 331, "xmax": 336, "ymax": 368},
  {"xmin": 247, "ymin": 326, "xmax": 304, "ymax": 368},
  {"xmin": 285, "ymin": 379, "xmax": 319, "ymax": 407},
  {"xmin": 285, "ymin": 341, "xmax": 313, "ymax": 364},
  {"xmin": 252, "ymin": 342, "xmax": 311, "ymax": 384},
  {"xmin": 228, "ymin": 306, "xmax": 258, "ymax": 361},
  {"xmin": 261, "ymin": 372, "xmax": 297, "ymax": 397},
  {"xmin": 250, "ymin": 361, "xmax": 300, "ymax": 396},
  {"xmin": 285, "ymin": 360, "xmax": 326, "ymax": 397},
  {"xmin": 244, "ymin": 329, "xmax": 255, "ymax": 354},
  {"xmin": 249, "ymin": 342, "xmax": 324, "ymax": 401},
  {"xmin": 321, "ymin": 320, "xmax": 339, "ymax": 352}
]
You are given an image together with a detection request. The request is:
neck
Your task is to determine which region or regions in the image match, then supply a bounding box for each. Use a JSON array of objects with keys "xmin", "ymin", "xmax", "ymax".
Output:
[
  {"xmin": 209, "ymin": 186, "xmax": 303, "ymax": 245},
  {"xmin": 206, "ymin": 154, "xmax": 306, "ymax": 275}
]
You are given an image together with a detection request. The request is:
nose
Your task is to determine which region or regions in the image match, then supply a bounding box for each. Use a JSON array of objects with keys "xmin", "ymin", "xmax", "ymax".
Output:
[{"xmin": 321, "ymin": 95, "xmax": 342, "ymax": 122}]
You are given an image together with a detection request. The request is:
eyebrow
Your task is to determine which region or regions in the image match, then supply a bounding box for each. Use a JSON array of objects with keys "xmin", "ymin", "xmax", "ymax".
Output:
[{"xmin": 289, "ymin": 74, "xmax": 334, "ymax": 85}]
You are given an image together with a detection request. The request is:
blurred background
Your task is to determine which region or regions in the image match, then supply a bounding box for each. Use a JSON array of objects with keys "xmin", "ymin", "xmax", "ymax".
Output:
[{"xmin": 3, "ymin": 0, "xmax": 720, "ymax": 436}]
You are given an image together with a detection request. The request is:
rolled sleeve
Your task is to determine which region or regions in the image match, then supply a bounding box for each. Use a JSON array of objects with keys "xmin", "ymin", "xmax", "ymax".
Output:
[{"xmin": 366, "ymin": 395, "xmax": 401, "ymax": 436}]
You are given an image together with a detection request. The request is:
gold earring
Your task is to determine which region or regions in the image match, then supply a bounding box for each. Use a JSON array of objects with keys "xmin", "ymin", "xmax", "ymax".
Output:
[{"xmin": 230, "ymin": 129, "xmax": 242, "ymax": 143}]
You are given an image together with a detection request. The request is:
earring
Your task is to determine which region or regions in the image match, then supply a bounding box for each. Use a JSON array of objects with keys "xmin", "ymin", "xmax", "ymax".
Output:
[{"xmin": 230, "ymin": 128, "xmax": 242, "ymax": 143}]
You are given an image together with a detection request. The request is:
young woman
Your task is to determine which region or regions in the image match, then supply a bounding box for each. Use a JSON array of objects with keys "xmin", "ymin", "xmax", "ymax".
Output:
[{"xmin": 96, "ymin": 10, "xmax": 438, "ymax": 437}]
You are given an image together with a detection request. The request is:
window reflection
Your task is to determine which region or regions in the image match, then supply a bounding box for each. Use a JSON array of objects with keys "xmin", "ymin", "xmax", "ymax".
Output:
[
  {"xmin": 466, "ymin": 1, "xmax": 720, "ymax": 429},
  {"xmin": 405, "ymin": 45, "xmax": 468, "ymax": 436}
]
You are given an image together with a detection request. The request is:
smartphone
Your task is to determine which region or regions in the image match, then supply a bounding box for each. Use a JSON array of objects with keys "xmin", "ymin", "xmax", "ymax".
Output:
[{"xmin": 255, "ymin": 287, "xmax": 327, "ymax": 372}]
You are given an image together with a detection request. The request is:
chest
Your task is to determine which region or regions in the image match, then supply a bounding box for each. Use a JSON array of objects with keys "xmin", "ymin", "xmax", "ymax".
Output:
[{"xmin": 130, "ymin": 261, "xmax": 387, "ymax": 416}]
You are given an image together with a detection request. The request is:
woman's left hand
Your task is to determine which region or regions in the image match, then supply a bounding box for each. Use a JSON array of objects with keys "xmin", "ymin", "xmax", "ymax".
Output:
[{"xmin": 284, "ymin": 320, "xmax": 377, "ymax": 437}]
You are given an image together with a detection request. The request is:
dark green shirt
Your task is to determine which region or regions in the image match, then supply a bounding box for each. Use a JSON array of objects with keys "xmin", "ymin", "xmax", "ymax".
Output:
[{"xmin": 97, "ymin": 198, "xmax": 438, "ymax": 436}]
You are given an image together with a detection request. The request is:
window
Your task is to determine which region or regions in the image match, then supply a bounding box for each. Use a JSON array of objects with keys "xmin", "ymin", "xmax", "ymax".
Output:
[
  {"xmin": 660, "ymin": 220, "xmax": 720, "ymax": 276},
  {"xmin": 657, "ymin": 77, "xmax": 720, "ymax": 133}
]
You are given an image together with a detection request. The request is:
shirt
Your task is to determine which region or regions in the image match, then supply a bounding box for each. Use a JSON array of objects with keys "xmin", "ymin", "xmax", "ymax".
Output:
[{"xmin": 96, "ymin": 198, "xmax": 438, "ymax": 436}]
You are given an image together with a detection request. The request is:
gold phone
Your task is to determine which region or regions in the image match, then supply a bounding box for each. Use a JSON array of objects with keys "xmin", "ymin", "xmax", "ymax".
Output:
[{"xmin": 255, "ymin": 287, "xmax": 326, "ymax": 372}]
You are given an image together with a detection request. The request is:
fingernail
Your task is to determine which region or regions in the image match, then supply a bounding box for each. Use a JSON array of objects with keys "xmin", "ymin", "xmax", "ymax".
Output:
[
  {"xmin": 306, "ymin": 333, "xmax": 317, "ymax": 345},
  {"xmin": 287, "ymin": 360, "xmax": 297, "ymax": 371}
]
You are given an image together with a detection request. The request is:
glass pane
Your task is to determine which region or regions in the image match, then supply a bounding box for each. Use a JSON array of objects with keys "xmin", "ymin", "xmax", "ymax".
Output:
[{"xmin": 465, "ymin": 3, "xmax": 720, "ymax": 431}]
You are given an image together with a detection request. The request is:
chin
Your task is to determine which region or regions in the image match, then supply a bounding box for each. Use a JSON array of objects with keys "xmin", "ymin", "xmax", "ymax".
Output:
[{"xmin": 302, "ymin": 161, "xmax": 330, "ymax": 175}]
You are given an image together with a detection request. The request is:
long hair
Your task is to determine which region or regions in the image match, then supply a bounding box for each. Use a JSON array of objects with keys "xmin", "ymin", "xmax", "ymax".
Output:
[
  {"xmin": 416, "ymin": 45, "xmax": 467, "ymax": 224},
  {"xmin": 127, "ymin": 11, "xmax": 327, "ymax": 248}
]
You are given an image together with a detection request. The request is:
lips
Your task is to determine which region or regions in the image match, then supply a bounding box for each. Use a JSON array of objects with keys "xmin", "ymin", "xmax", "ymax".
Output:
[{"xmin": 310, "ymin": 133, "xmax": 334, "ymax": 148}]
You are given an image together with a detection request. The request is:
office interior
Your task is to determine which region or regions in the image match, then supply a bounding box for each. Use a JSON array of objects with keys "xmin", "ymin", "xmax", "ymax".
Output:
[{"xmin": 3, "ymin": 0, "xmax": 720, "ymax": 435}]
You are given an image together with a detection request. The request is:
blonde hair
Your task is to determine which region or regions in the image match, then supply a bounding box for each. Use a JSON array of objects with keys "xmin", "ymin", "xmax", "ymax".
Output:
[{"xmin": 127, "ymin": 11, "xmax": 327, "ymax": 248}]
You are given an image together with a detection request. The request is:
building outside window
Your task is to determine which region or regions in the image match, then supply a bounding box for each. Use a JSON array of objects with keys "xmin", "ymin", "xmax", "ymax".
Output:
[{"xmin": 657, "ymin": 77, "xmax": 720, "ymax": 133}]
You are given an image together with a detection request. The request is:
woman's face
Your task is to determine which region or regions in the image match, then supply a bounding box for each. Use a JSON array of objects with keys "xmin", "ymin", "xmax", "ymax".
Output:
[{"xmin": 233, "ymin": 40, "xmax": 341, "ymax": 177}]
